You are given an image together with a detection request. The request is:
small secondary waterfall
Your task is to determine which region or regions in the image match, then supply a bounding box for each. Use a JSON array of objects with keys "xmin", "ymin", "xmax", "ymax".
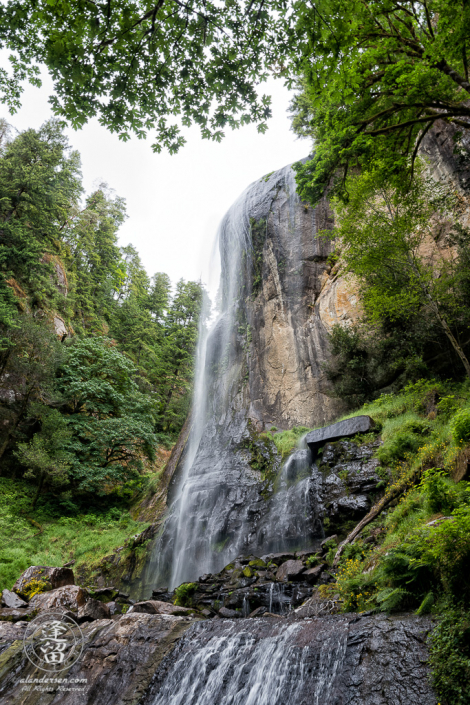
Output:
[
  {"xmin": 254, "ymin": 435, "xmax": 324, "ymax": 554},
  {"xmin": 143, "ymin": 162, "xmax": 325, "ymax": 592}
]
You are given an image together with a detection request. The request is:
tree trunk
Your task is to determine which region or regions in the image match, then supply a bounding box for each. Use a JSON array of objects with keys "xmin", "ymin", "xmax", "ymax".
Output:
[
  {"xmin": 432, "ymin": 304, "xmax": 470, "ymax": 379},
  {"xmin": 32, "ymin": 471, "xmax": 45, "ymax": 509}
]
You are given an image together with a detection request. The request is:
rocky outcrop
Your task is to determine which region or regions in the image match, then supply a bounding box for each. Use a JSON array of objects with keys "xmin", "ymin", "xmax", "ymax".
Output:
[{"xmin": 0, "ymin": 614, "xmax": 198, "ymax": 705}]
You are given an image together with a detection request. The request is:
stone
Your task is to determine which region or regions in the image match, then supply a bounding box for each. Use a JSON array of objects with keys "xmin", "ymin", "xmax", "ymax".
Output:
[
  {"xmin": 261, "ymin": 552, "xmax": 296, "ymax": 566},
  {"xmin": 131, "ymin": 600, "xmax": 193, "ymax": 616},
  {"xmin": 306, "ymin": 416, "xmax": 375, "ymax": 457},
  {"xmin": 78, "ymin": 598, "xmax": 111, "ymax": 622},
  {"xmin": 218, "ymin": 607, "xmax": 241, "ymax": 618},
  {"xmin": 248, "ymin": 606, "xmax": 267, "ymax": 618},
  {"xmin": 108, "ymin": 601, "xmax": 124, "ymax": 616},
  {"xmin": 1, "ymin": 589, "xmax": 27, "ymax": 609},
  {"xmin": 304, "ymin": 565, "xmax": 325, "ymax": 584},
  {"xmin": 13, "ymin": 565, "xmax": 75, "ymax": 599},
  {"xmin": 92, "ymin": 587, "xmax": 119, "ymax": 602},
  {"xmin": 0, "ymin": 607, "xmax": 34, "ymax": 622},
  {"xmin": 276, "ymin": 559, "xmax": 305, "ymax": 582},
  {"xmin": 0, "ymin": 612, "xmax": 196, "ymax": 704},
  {"xmin": 29, "ymin": 585, "xmax": 88, "ymax": 612}
]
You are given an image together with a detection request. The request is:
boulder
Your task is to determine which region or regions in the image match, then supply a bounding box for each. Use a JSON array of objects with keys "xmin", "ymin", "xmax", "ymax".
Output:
[
  {"xmin": 304, "ymin": 565, "xmax": 325, "ymax": 585},
  {"xmin": 248, "ymin": 606, "xmax": 267, "ymax": 618},
  {"xmin": 0, "ymin": 607, "xmax": 34, "ymax": 622},
  {"xmin": 276, "ymin": 559, "xmax": 305, "ymax": 582},
  {"xmin": 107, "ymin": 601, "xmax": 124, "ymax": 616},
  {"xmin": 78, "ymin": 598, "xmax": 111, "ymax": 622},
  {"xmin": 1, "ymin": 589, "xmax": 27, "ymax": 609},
  {"xmin": 218, "ymin": 607, "xmax": 241, "ymax": 618},
  {"xmin": 29, "ymin": 585, "xmax": 88, "ymax": 613},
  {"xmin": 131, "ymin": 600, "xmax": 193, "ymax": 616},
  {"xmin": 13, "ymin": 565, "xmax": 75, "ymax": 599},
  {"xmin": 306, "ymin": 416, "xmax": 375, "ymax": 458},
  {"xmin": 261, "ymin": 552, "xmax": 296, "ymax": 566},
  {"xmin": 92, "ymin": 587, "xmax": 119, "ymax": 602}
]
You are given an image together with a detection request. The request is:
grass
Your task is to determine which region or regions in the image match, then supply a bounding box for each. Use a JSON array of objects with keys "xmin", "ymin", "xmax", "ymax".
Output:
[
  {"xmin": 0, "ymin": 477, "xmax": 151, "ymax": 592},
  {"xmin": 269, "ymin": 426, "xmax": 311, "ymax": 460}
]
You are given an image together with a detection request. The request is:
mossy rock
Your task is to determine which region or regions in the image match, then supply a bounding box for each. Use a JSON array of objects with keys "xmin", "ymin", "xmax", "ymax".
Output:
[
  {"xmin": 242, "ymin": 567, "xmax": 253, "ymax": 578},
  {"xmin": 248, "ymin": 559, "xmax": 266, "ymax": 568}
]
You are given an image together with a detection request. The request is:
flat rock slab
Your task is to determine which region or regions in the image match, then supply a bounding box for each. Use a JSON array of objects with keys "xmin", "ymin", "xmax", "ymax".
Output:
[
  {"xmin": 306, "ymin": 415, "xmax": 375, "ymax": 456},
  {"xmin": 131, "ymin": 600, "xmax": 193, "ymax": 616},
  {"xmin": 141, "ymin": 614, "xmax": 438, "ymax": 705}
]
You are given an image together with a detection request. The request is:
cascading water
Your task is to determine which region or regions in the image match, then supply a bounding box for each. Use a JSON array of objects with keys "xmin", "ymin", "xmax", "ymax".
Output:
[
  {"xmin": 141, "ymin": 162, "xmax": 327, "ymax": 592},
  {"xmin": 144, "ymin": 618, "xmax": 350, "ymax": 705},
  {"xmin": 254, "ymin": 434, "xmax": 324, "ymax": 554}
]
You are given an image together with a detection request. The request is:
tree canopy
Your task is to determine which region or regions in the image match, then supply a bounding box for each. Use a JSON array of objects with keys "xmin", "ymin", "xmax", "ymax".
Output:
[
  {"xmin": 291, "ymin": 0, "xmax": 470, "ymax": 203},
  {"xmin": 1, "ymin": 0, "xmax": 469, "ymax": 177},
  {"xmin": 0, "ymin": 0, "xmax": 287, "ymax": 153}
]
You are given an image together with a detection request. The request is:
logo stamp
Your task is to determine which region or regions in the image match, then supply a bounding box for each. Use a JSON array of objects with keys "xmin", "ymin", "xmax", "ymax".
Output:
[{"xmin": 23, "ymin": 612, "xmax": 84, "ymax": 672}]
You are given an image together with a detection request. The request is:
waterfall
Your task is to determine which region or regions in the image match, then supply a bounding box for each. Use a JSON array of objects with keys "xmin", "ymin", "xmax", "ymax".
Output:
[
  {"xmin": 142, "ymin": 162, "xmax": 324, "ymax": 592},
  {"xmin": 145, "ymin": 618, "xmax": 350, "ymax": 705}
]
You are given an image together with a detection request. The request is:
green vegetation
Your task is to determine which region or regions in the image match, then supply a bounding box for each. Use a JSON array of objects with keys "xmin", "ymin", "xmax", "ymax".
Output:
[
  {"xmin": 0, "ymin": 477, "xmax": 149, "ymax": 592},
  {"xmin": 292, "ymin": 0, "xmax": 470, "ymax": 204},
  {"xmin": 270, "ymin": 426, "xmax": 310, "ymax": 460},
  {"xmin": 0, "ymin": 0, "xmax": 283, "ymax": 153},
  {"xmin": 0, "ymin": 119, "xmax": 205, "ymax": 588},
  {"xmin": 324, "ymin": 380, "xmax": 470, "ymax": 703},
  {"xmin": 173, "ymin": 582, "xmax": 198, "ymax": 607}
]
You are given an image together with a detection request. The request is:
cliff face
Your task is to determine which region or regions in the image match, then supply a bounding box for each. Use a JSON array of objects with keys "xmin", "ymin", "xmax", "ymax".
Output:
[{"xmin": 241, "ymin": 165, "xmax": 355, "ymax": 430}]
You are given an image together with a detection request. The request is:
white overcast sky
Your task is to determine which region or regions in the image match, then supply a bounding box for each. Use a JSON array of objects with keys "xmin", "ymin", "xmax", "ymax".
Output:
[{"xmin": 2, "ymin": 67, "xmax": 308, "ymax": 294}]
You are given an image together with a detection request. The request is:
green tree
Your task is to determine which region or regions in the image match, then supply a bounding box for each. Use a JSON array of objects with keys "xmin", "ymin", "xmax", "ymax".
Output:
[
  {"xmin": 0, "ymin": 318, "xmax": 63, "ymax": 465},
  {"xmin": 0, "ymin": 0, "xmax": 283, "ymax": 153},
  {"xmin": 157, "ymin": 279, "xmax": 206, "ymax": 431},
  {"xmin": 14, "ymin": 407, "xmax": 72, "ymax": 508},
  {"xmin": 328, "ymin": 163, "xmax": 470, "ymax": 378},
  {"xmin": 0, "ymin": 119, "xmax": 82, "ymax": 329},
  {"xmin": 65, "ymin": 186, "xmax": 127, "ymax": 333},
  {"xmin": 57, "ymin": 337, "xmax": 157, "ymax": 492},
  {"xmin": 292, "ymin": 0, "xmax": 470, "ymax": 204}
]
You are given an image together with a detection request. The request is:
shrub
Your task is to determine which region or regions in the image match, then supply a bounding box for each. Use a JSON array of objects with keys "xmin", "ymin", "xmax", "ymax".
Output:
[
  {"xmin": 419, "ymin": 468, "xmax": 460, "ymax": 515},
  {"xmin": 430, "ymin": 607, "xmax": 470, "ymax": 705},
  {"xmin": 451, "ymin": 408, "xmax": 470, "ymax": 445},
  {"xmin": 173, "ymin": 582, "xmax": 198, "ymax": 607}
]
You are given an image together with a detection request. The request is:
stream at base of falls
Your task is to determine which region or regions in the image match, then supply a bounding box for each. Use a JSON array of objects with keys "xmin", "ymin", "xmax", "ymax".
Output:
[{"xmin": 142, "ymin": 614, "xmax": 437, "ymax": 705}]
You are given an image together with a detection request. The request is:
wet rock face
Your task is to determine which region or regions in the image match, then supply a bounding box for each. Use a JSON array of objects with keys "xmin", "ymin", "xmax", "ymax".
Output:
[
  {"xmin": 139, "ymin": 163, "xmax": 367, "ymax": 591},
  {"xmin": 0, "ymin": 614, "xmax": 198, "ymax": 705},
  {"xmin": 318, "ymin": 438, "xmax": 383, "ymax": 534},
  {"xmin": 142, "ymin": 614, "xmax": 437, "ymax": 705}
]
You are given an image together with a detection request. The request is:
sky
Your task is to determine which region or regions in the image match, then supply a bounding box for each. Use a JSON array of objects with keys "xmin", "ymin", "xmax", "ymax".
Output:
[{"xmin": 2, "ymin": 66, "xmax": 309, "ymax": 296}]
